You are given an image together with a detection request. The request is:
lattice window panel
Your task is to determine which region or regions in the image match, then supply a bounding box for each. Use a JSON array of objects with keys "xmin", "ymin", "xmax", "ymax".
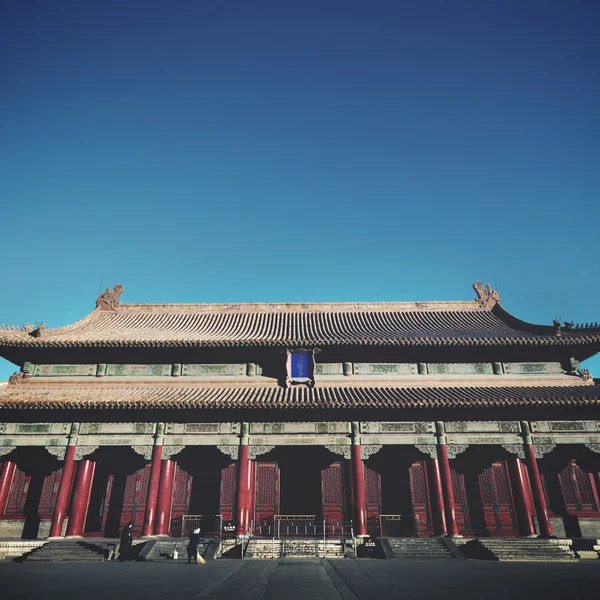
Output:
[
  {"xmin": 478, "ymin": 469, "xmax": 495, "ymax": 505},
  {"xmin": 322, "ymin": 463, "xmax": 344, "ymax": 506},
  {"xmin": 39, "ymin": 468, "xmax": 62, "ymax": 514},
  {"xmin": 559, "ymin": 461, "xmax": 597, "ymax": 513},
  {"xmin": 220, "ymin": 464, "xmax": 237, "ymax": 521},
  {"xmin": 173, "ymin": 466, "xmax": 192, "ymax": 511},
  {"xmin": 137, "ymin": 464, "xmax": 151, "ymax": 509},
  {"xmin": 256, "ymin": 464, "xmax": 278, "ymax": 506},
  {"xmin": 409, "ymin": 461, "xmax": 431, "ymax": 534},
  {"xmin": 450, "ymin": 468, "xmax": 471, "ymax": 533},
  {"xmin": 5, "ymin": 468, "xmax": 29, "ymax": 514},
  {"xmin": 363, "ymin": 466, "xmax": 381, "ymax": 509}
]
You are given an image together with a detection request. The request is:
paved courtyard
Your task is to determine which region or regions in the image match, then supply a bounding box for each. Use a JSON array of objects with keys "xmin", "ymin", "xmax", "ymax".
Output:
[{"xmin": 1, "ymin": 559, "xmax": 599, "ymax": 600}]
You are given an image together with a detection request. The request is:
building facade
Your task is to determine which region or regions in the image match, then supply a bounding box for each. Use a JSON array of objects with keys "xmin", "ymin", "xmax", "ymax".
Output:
[{"xmin": 1, "ymin": 283, "xmax": 600, "ymax": 541}]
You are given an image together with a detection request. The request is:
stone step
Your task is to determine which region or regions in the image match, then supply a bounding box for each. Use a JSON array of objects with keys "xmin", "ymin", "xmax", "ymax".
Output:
[{"xmin": 386, "ymin": 537, "xmax": 455, "ymax": 559}]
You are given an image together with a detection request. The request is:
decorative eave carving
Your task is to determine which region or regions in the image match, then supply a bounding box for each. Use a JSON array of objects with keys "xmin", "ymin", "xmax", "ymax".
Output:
[
  {"xmin": 534, "ymin": 443, "xmax": 556, "ymax": 459},
  {"xmin": 46, "ymin": 446, "xmax": 67, "ymax": 460},
  {"xmin": 473, "ymin": 282, "xmax": 501, "ymax": 309},
  {"xmin": 248, "ymin": 445, "xmax": 275, "ymax": 459},
  {"xmin": 73, "ymin": 446, "xmax": 99, "ymax": 461},
  {"xmin": 132, "ymin": 445, "xmax": 154, "ymax": 460},
  {"xmin": 8, "ymin": 372, "xmax": 23, "ymax": 385},
  {"xmin": 446, "ymin": 444, "xmax": 469, "ymax": 459},
  {"xmin": 361, "ymin": 444, "xmax": 383, "ymax": 459},
  {"xmin": 162, "ymin": 445, "xmax": 185, "ymax": 460},
  {"xmin": 415, "ymin": 444, "xmax": 438, "ymax": 459},
  {"xmin": 217, "ymin": 445, "xmax": 239, "ymax": 460},
  {"xmin": 501, "ymin": 444, "xmax": 526, "ymax": 459},
  {"xmin": 0, "ymin": 446, "xmax": 16, "ymax": 458},
  {"xmin": 96, "ymin": 284, "xmax": 124, "ymax": 311},
  {"xmin": 325, "ymin": 445, "xmax": 352, "ymax": 460}
]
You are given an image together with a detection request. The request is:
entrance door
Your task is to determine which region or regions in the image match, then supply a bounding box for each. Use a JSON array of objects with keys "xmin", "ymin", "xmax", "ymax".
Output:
[
  {"xmin": 409, "ymin": 461, "xmax": 433, "ymax": 536},
  {"xmin": 478, "ymin": 461, "xmax": 517, "ymax": 536},
  {"xmin": 219, "ymin": 463, "xmax": 237, "ymax": 521},
  {"xmin": 451, "ymin": 468, "xmax": 472, "ymax": 535},
  {"xmin": 364, "ymin": 465, "xmax": 382, "ymax": 536},
  {"xmin": 254, "ymin": 462, "xmax": 280, "ymax": 535},
  {"xmin": 322, "ymin": 462, "xmax": 344, "ymax": 535},
  {"xmin": 171, "ymin": 465, "xmax": 192, "ymax": 536}
]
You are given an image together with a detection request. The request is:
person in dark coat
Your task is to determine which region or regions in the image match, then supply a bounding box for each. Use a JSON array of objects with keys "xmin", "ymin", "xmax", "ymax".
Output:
[
  {"xmin": 119, "ymin": 521, "xmax": 134, "ymax": 561},
  {"xmin": 187, "ymin": 528, "xmax": 202, "ymax": 564}
]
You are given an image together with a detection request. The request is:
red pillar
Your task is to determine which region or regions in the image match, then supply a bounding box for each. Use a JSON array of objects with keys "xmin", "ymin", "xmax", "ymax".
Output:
[
  {"xmin": 345, "ymin": 459, "xmax": 355, "ymax": 527},
  {"xmin": 154, "ymin": 459, "xmax": 175, "ymax": 535},
  {"xmin": 0, "ymin": 460, "xmax": 16, "ymax": 515},
  {"xmin": 437, "ymin": 444, "xmax": 460, "ymax": 536},
  {"xmin": 429, "ymin": 458, "xmax": 448, "ymax": 536},
  {"xmin": 236, "ymin": 444, "xmax": 250, "ymax": 535},
  {"xmin": 524, "ymin": 443, "xmax": 553, "ymax": 537},
  {"xmin": 246, "ymin": 459, "xmax": 256, "ymax": 532},
  {"xmin": 512, "ymin": 457, "xmax": 536, "ymax": 537},
  {"xmin": 49, "ymin": 446, "xmax": 77, "ymax": 537},
  {"xmin": 66, "ymin": 460, "xmax": 95, "ymax": 536},
  {"xmin": 351, "ymin": 443, "xmax": 368, "ymax": 537},
  {"xmin": 142, "ymin": 445, "xmax": 163, "ymax": 536}
]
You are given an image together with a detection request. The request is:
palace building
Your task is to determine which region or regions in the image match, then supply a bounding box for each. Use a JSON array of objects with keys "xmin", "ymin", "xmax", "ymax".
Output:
[{"xmin": 1, "ymin": 283, "xmax": 600, "ymax": 550}]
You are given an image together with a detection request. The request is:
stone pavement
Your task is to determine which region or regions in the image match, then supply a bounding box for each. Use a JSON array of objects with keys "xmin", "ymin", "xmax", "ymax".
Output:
[{"xmin": 1, "ymin": 559, "xmax": 599, "ymax": 600}]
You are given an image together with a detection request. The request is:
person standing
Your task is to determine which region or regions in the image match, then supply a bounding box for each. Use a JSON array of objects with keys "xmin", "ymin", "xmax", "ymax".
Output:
[
  {"xmin": 187, "ymin": 528, "xmax": 202, "ymax": 564},
  {"xmin": 118, "ymin": 521, "xmax": 134, "ymax": 561}
]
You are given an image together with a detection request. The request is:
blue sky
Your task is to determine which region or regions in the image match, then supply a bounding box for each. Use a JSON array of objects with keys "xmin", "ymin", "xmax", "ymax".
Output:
[{"xmin": 1, "ymin": 0, "xmax": 599, "ymax": 379}]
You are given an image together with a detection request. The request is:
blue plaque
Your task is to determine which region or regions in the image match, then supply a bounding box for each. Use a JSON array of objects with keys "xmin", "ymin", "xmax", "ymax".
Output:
[{"xmin": 291, "ymin": 352, "xmax": 309, "ymax": 378}]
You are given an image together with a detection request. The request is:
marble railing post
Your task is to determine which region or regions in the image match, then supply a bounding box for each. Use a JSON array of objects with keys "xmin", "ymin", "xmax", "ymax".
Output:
[
  {"xmin": 521, "ymin": 421, "xmax": 553, "ymax": 538},
  {"xmin": 351, "ymin": 422, "xmax": 368, "ymax": 537},
  {"xmin": 65, "ymin": 459, "xmax": 95, "ymax": 536},
  {"xmin": 49, "ymin": 423, "xmax": 79, "ymax": 538},
  {"xmin": 154, "ymin": 459, "xmax": 176, "ymax": 536},
  {"xmin": 429, "ymin": 457, "xmax": 448, "ymax": 536},
  {"xmin": 236, "ymin": 423, "xmax": 251, "ymax": 536},
  {"xmin": 0, "ymin": 459, "xmax": 16, "ymax": 515},
  {"xmin": 142, "ymin": 424, "xmax": 164, "ymax": 536},
  {"xmin": 436, "ymin": 422, "xmax": 460, "ymax": 537}
]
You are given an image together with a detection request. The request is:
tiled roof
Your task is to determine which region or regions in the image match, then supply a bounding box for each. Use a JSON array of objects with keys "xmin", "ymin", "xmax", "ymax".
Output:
[
  {"xmin": 1, "ymin": 382, "xmax": 599, "ymax": 410},
  {"xmin": 1, "ymin": 301, "xmax": 599, "ymax": 350}
]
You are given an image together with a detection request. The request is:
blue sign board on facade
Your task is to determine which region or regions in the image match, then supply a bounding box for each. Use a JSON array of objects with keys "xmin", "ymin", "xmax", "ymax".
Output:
[{"xmin": 290, "ymin": 352, "xmax": 309, "ymax": 378}]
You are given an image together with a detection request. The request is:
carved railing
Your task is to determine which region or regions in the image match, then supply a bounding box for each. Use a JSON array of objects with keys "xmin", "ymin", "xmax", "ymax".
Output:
[
  {"xmin": 254, "ymin": 515, "xmax": 354, "ymax": 538},
  {"xmin": 180, "ymin": 514, "xmax": 222, "ymax": 538},
  {"xmin": 377, "ymin": 514, "xmax": 421, "ymax": 538}
]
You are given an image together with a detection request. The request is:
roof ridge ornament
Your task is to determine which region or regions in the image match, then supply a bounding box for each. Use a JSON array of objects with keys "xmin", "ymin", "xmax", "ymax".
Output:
[
  {"xmin": 96, "ymin": 284, "xmax": 124, "ymax": 311},
  {"xmin": 473, "ymin": 282, "xmax": 501, "ymax": 309}
]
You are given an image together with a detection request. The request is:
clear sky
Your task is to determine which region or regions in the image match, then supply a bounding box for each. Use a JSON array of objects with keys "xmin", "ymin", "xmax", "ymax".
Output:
[{"xmin": 1, "ymin": 0, "xmax": 599, "ymax": 380}]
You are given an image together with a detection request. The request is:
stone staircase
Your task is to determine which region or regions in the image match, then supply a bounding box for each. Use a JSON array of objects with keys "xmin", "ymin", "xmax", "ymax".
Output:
[
  {"xmin": 460, "ymin": 538, "xmax": 577, "ymax": 562},
  {"xmin": 244, "ymin": 538, "xmax": 346, "ymax": 559},
  {"xmin": 245, "ymin": 538, "xmax": 283, "ymax": 559},
  {"xmin": 143, "ymin": 538, "xmax": 220, "ymax": 561},
  {"xmin": 0, "ymin": 541, "xmax": 46, "ymax": 561},
  {"xmin": 384, "ymin": 537, "xmax": 455, "ymax": 559},
  {"xmin": 18, "ymin": 540, "xmax": 115, "ymax": 562}
]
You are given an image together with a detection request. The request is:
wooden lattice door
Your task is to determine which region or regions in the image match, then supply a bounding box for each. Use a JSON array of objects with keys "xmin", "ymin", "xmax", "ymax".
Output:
[
  {"xmin": 558, "ymin": 460, "xmax": 598, "ymax": 513},
  {"xmin": 364, "ymin": 465, "xmax": 382, "ymax": 536},
  {"xmin": 119, "ymin": 464, "xmax": 152, "ymax": 536},
  {"xmin": 451, "ymin": 468, "xmax": 472, "ymax": 534},
  {"xmin": 254, "ymin": 462, "xmax": 279, "ymax": 534},
  {"xmin": 478, "ymin": 461, "xmax": 517, "ymax": 536},
  {"xmin": 5, "ymin": 467, "xmax": 29, "ymax": 515},
  {"xmin": 171, "ymin": 465, "xmax": 192, "ymax": 536},
  {"xmin": 409, "ymin": 461, "xmax": 433, "ymax": 536},
  {"xmin": 322, "ymin": 462, "xmax": 345, "ymax": 535},
  {"xmin": 219, "ymin": 463, "xmax": 237, "ymax": 522},
  {"xmin": 38, "ymin": 469, "xmax": 62, "ymax": 517}
]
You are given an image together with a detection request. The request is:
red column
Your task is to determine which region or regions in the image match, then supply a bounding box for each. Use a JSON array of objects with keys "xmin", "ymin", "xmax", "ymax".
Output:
[
  {"xmin": 345, "ymin": 459, "xmax": 355, "ymax": 527},
  {"xmin": 0, "ymin": 460, "xmax": 16, "ymax": 515},
  {"xmin": 246, "ymin": 459, "xmax": 256, "ymax": 532},
  {"xmin": 437, "ymin": 444, "xmax": 460, "ymax": 536},
  {"xmin": 154, "ymin": 459, "xmax": 175, "ymax": 535},
  {"xmin": 512, "ymin": 457, "xmax": 536, "ymax": 537},
  {"xmin": 524, "ymin": 443, "xmax": 553, "ymax": 537},
  {"xmin": 142, "ymin": 445, "xmax": 163, "ymax": 536},
  {"xmin": 351, "ymin": 443, "xmax": 368, "ymax": 537},
  {"xmin": 236, "ymin": 444, "xmax": 250, "ymax": 535},
  {"xmin": 66, "ymin": 460, "xmax": 95, "ymax": 536},
  {"xmin": 429, "ymin": 458, "xmax": 447, "ymax": 536},
  {"xmin": 49, "ymin": 446, "xmax": 77, "ymax": 537}
]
